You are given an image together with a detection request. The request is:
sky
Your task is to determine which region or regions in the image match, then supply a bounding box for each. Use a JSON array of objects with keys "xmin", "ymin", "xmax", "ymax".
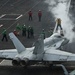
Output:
[{"xmin": 45, "ymin": 0, "xmax": 75, "ymax": 43}]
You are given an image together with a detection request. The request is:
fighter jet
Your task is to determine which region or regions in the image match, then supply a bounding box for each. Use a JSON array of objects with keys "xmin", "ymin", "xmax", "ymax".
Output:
[{"xmin": 0, "ymin": 25, "xmax": 75, "ymax": 67}]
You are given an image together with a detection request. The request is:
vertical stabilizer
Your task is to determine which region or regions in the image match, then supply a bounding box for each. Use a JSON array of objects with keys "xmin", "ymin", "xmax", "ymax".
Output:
[
  {"xmin": 9, "ymin": 33, "xmax": 26, "ymax": 53},
  {"xmin": 33, "ymin": 34, "xmax": 44, "ymax": 54}
]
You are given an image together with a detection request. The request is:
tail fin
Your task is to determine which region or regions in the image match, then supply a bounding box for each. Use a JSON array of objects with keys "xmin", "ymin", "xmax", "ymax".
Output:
[
  {"xmin": 9, "ymin": 32, "xmax": 26, "ymax": 53},
  {"xmin": 33, "ymin": 34, "xmax": 44, "ymax": 54}
]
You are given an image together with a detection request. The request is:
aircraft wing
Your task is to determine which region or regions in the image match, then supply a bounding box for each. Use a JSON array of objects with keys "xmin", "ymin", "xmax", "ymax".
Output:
[
  {"xmin": 0, "ymin": 49, "xmax": 18, "ymax": 60},
  {"xmin": 43, "ymin": 48, "xmax": 75, "ymax": 61}
]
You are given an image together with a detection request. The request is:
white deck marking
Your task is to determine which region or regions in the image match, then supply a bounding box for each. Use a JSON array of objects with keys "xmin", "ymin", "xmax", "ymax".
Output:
[
  {"xmin": 0, "ymin": 14, "xmax": 22, "ymax": 20},
  {"xmin": 0, "ymin": 60, "xmax": 5, "ymax": 65},
  {"xmin": 0, "ymin": 14, "xmax": 6, "ymax": 18},
  {"xmin": 0, "ymin": 24, "xmax": 3, "ymax": 28},
  {"xmin": 0, "ymin": 60, "xmax": 12, "ymax": 66},
  {"xmin": 16, "ymin": 14, "xmax": 23, "ymax": 20}
]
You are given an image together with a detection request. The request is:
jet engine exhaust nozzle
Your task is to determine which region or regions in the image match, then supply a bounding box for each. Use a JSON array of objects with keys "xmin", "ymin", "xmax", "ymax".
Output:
[
  {"xmin": 20, "ymin": 58, "xmax": 29, "ymax": 66},
  {"xmin": 12, "ymin": 58, "xmax": 20, "ymax": 66}
]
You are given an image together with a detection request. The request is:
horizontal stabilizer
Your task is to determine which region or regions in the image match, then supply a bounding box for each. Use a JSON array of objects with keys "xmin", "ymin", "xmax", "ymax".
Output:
[{"xmin": 9, "ymin": 33, "xmax": 26, "ymax": 53}]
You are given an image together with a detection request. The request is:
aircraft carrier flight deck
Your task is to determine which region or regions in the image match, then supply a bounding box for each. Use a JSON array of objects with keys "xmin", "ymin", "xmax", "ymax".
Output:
[{"xmin": 0, "ymin": 0, "xmax": 75, "ymax": 75}]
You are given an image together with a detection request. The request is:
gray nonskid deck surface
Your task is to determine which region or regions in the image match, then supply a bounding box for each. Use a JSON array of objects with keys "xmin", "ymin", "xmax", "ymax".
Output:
[
  {"xmin": 0, "ymin": 66, "xmax": 74, "ymax": 75},
  {"xmin": 0, "ymin": 0, "xmax": 75, "ymax": 75},
  {"xmin": 0, "ymin": 0, "xmax": 55, "ymax": 49}
]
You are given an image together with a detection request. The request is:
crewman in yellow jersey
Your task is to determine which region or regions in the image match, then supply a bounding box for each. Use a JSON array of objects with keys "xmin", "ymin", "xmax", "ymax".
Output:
[{"xmin": 56, "ymin": 18, "xmax": 62, "ymax": 30}]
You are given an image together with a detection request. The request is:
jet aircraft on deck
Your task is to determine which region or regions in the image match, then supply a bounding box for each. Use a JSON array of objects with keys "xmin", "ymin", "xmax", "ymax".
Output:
[{"xmin": 0, "ymin": 24, "xmax": 75, "ymax": 67}]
